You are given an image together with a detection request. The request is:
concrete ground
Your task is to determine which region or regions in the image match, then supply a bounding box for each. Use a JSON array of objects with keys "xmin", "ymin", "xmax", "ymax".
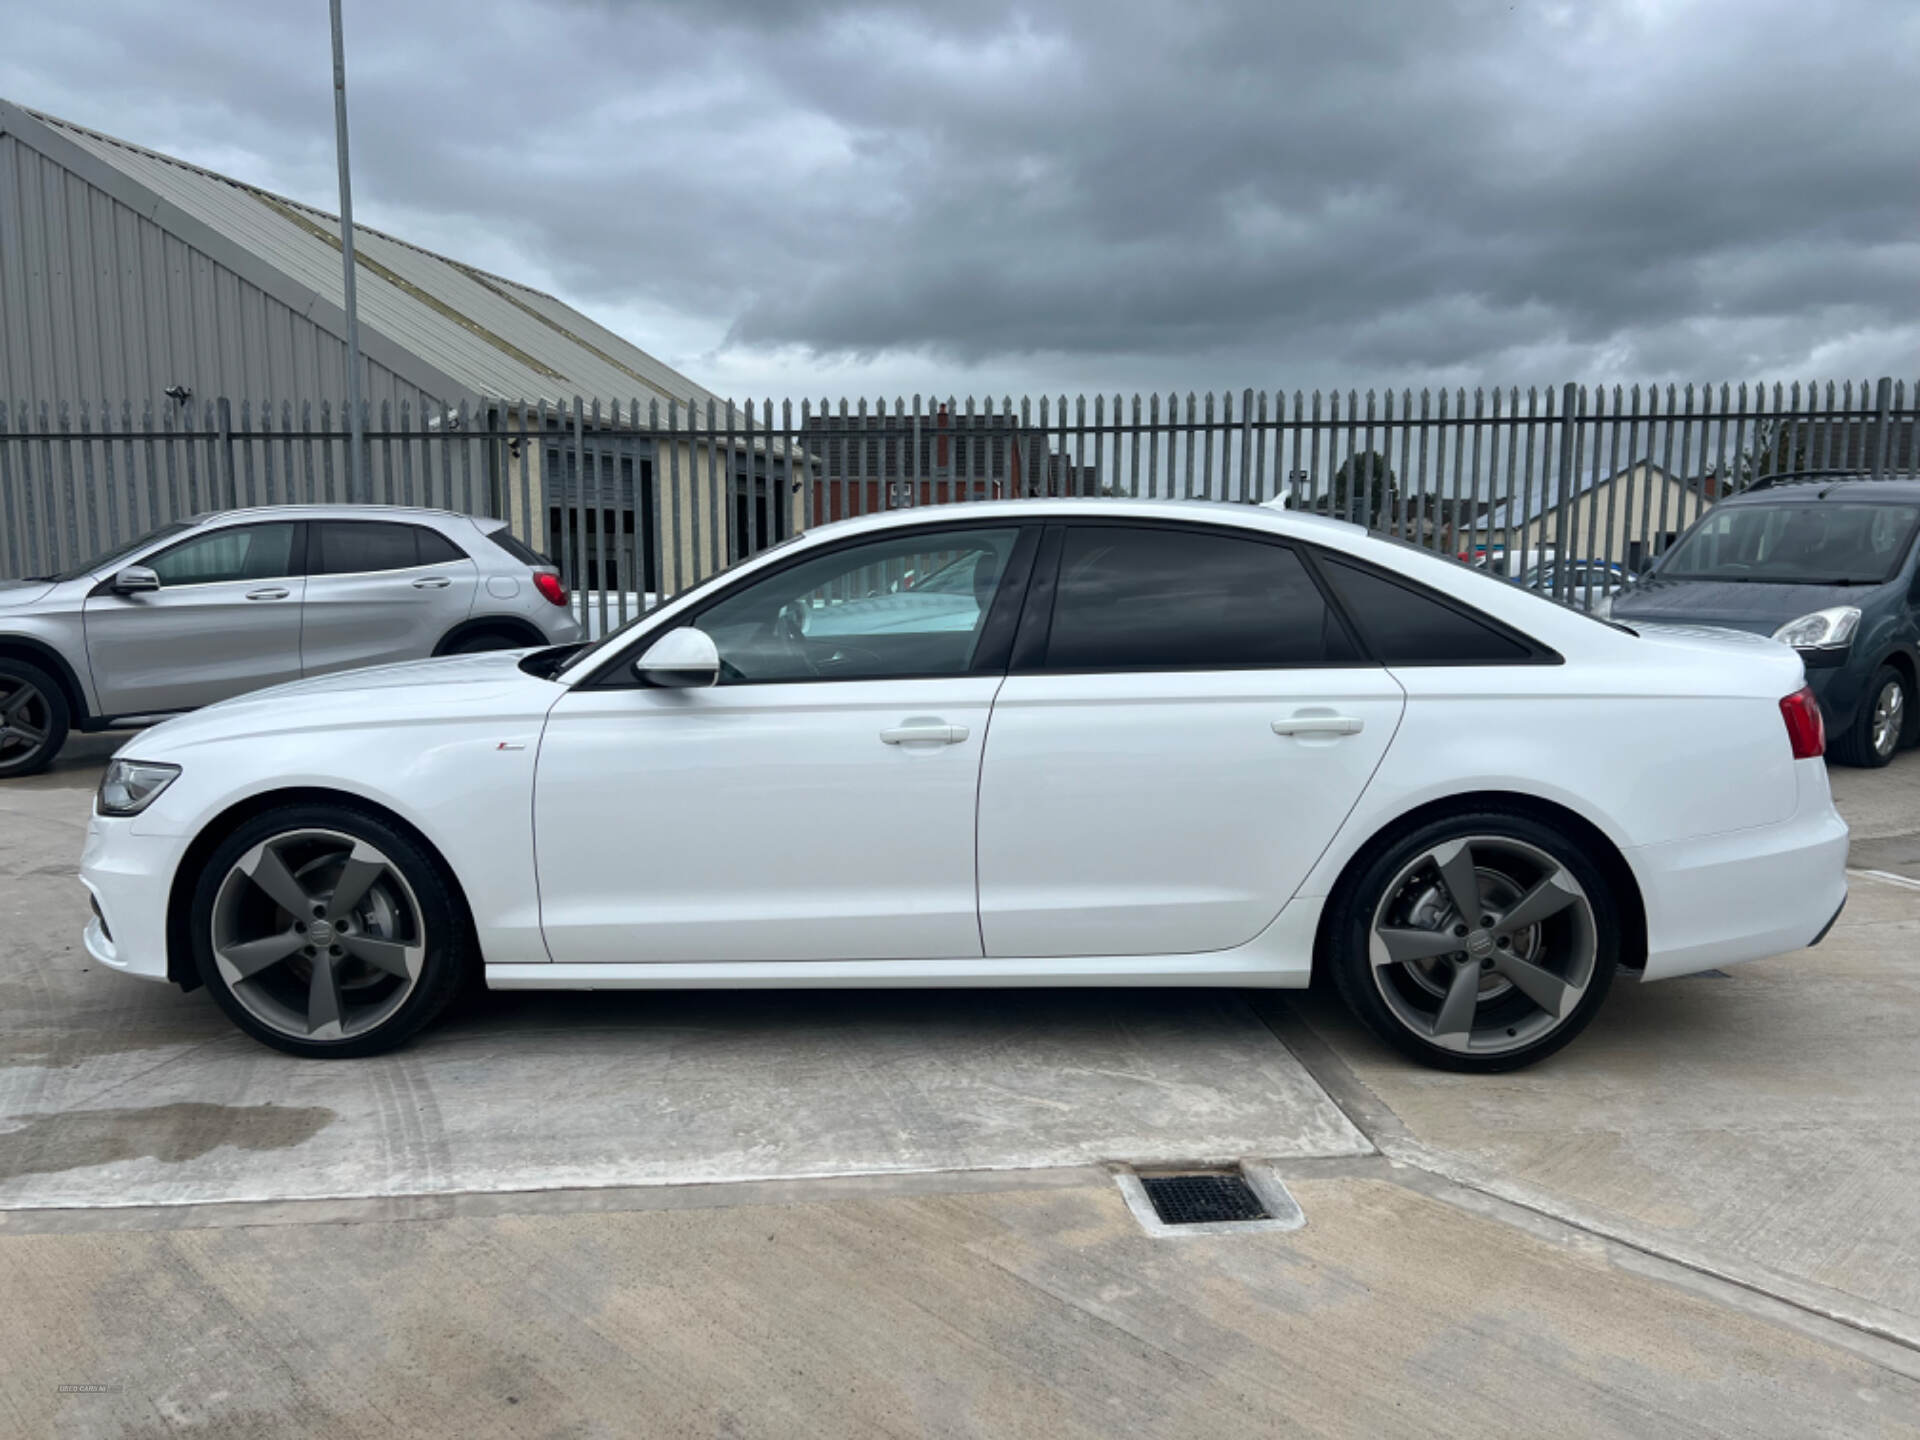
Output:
[{"xmin": 5, "ymin": 735, "xmax": 1920, "ymax": 1437}]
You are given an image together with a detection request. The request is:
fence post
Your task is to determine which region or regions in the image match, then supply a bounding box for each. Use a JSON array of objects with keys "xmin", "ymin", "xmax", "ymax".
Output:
[
  {"xmin": 1872, "ymin": 376, "xmax": 1893, "ymax": 480},
  {"xmin": 217, "ymin": 396, "xmax": 237, "ymax": 508},
  {"xmin": 1551, "ymin": 381, "xmax": 1578, "ymax": 601}
]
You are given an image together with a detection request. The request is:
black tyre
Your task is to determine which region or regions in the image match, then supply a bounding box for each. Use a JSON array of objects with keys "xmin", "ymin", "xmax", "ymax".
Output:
[
  {"xmin": 0, "ymin": 656, "xmax": 70, "ymax": 779},
  {"xmin": 189, "ymin": 803, "xmax": 471, "ymax": 1058},
  {"xmin": 1830, "ymin": 664, "xmax": 1908, "ymax": 769},
  {"xmin": 1326, "ymin": 810, "xmax": 1619, "ymax": 1073}
]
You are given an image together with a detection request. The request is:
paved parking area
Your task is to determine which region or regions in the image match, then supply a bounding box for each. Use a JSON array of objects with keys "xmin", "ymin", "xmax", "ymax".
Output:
[{"xmin": 6, "ymin": 737, "xmax": 1920, "ymax": 1436}]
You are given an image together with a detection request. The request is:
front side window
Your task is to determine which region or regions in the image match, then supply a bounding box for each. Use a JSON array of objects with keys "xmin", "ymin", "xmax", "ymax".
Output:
[
  {"xmin": 1658, "ymin": 502, "xmax": 1920, "ymax": 584},
  {"xmin": 312, "ymin": 521, "xmax": 426, "ymax": 576},
  {"xmin": 146, "ymin": 523, "xmax": 297, "ymax": 586},
  {"xmin": 1044, "ymin": 525, "xmax": 1359, "ymax": 670},
  {"xmin": 694, "ymin": 527, "xmax": 1021, "ymax": 683}
]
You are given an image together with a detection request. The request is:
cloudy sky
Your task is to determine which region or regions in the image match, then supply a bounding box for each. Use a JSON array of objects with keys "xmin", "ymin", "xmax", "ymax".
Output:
[{"xmin": 4, "ymin": 0, "xmax": 1915, "ymax": 404}]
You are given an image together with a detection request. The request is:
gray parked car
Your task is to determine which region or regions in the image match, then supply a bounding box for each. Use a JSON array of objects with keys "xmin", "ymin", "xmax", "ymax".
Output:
[
  {"xmin": 1606, "ymin": 474, "xmax": 1920, "ymax": 767},
  {"xmin": 0, "ymin": 505, "xmax": 583, "ymax": 777}
]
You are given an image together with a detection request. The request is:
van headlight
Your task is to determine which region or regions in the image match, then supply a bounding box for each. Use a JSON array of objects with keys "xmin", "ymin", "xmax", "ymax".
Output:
[
  {"xmin": 1772, "ymin": 606, "xmax": 1861, "ymax": 650},
  {"xmin": 97, "ymin": 759, "xmax": 180, "ymax": 816}
]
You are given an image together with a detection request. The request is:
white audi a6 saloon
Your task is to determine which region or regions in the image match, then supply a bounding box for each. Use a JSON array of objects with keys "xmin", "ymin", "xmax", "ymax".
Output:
[{"xmin": 80, "ymin": 499, "xmax": 1849, "ymax": 1071}]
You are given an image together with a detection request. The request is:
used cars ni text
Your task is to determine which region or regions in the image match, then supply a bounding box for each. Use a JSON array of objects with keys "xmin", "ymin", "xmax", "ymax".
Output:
[
  {"xmin": 0, "ymin": 505, "xmax": 582, "ymax": 777},
  {"xmin": 79, "ymin": 499, "xmax": 1847, "ymax": 1072}
]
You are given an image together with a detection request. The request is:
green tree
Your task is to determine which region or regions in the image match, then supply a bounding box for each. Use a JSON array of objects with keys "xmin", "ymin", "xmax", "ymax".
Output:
[{"xmin": 1328, "ymin": 450, "xmax": 1398, "ymax": 528}]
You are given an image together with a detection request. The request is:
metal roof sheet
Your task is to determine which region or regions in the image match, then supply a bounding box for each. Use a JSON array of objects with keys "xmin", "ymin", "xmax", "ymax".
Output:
[{"xmin": 27, "ymin": 107, "xmax": 727, "ymax": 414}]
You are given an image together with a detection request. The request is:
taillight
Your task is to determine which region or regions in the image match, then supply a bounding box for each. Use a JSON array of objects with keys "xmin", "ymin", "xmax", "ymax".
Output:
[
  {"xmin": 533, "ymin": 571, "xmax": 568, "ymax": 607},
  {"xmin": 1779, "ymin": 685, "xmax": 1825, "ymax": 760}
]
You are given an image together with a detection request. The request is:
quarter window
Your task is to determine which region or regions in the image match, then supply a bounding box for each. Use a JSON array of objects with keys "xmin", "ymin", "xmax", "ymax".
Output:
[
  {"xmin": 694, "ymin": 528, "xmax": 1022, "ymax": 683},
  {"xmin": 1319, "ymin": 557, "xmax": 1532, "ymax": 664},
  {"xmin": 415, "ymin": 528, "xmax": 469, "ymax": 565},
  {"xmin": 1044, "ymin": 526, "xmax": 1359, "ymax": 670},
  {"xmin": 145, "ymin": 523, "xmax": 297, "ymax": 586}
]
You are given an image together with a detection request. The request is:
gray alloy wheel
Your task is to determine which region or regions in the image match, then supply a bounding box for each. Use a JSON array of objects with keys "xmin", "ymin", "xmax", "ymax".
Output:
[
  {"xmin": 0, "ymin": 676, "xmax": 51, "ymax": 761},
  {"xmin": 1367, "ymin": 834, "xmax": 1599, "ymax": 1058},
  {"xmin": 209, "ymin": 828, "xmax": 428, "ymax": 1042},
  {"xmin": 1871, "ymin": 674, "xmax": 1905, "ymax": 762}
]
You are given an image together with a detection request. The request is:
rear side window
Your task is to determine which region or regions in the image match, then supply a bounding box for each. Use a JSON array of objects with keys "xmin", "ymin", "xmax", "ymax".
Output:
[
  {"xmin": 485, "ymin": 528, "xmax": 551, "ymax": 568},
  {"xmin": 415, "ymin": 527, "xmax": 469, "ymax": 565},
  {"xmin": 1319, "ymin": 557, "xmax": 1533, "ymax": 664},
  {"xmin": 1044, "ymin": 525, "xmax": 1360, "ymax": 670},
  {"xmin": 312, "ymin": 521, "xmax": 431, "ymax": 575}
]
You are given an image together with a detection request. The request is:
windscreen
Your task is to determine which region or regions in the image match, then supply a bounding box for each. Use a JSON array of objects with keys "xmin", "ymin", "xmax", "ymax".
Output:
[{"xmin": 1658, "ymin": 502, "xmax": 1920, "ymax": 584}]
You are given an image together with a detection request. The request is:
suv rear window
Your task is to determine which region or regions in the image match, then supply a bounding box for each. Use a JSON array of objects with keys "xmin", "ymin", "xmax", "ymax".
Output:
[{"xmin": 485, "ymin": 529, "xmax": 552, "ymax": 568}]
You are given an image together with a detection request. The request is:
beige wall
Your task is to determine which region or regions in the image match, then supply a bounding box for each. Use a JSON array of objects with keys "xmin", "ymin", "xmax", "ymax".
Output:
[{"xmin": 1502, "ymin": 464, "xmax": 1704, "ymax": 563}]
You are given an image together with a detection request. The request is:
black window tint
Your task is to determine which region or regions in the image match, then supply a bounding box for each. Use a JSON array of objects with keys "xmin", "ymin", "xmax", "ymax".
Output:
[
  {"xmin": 313, "ymin": 521, "xmax": 421, "ymax": 575},
  {"xmin": 1045, "ymin": 526, "xmax": 1359, "ymax": 669},
  {"xmin": 1320, "ymin": 558, "xmax": 1532, "ymax": 664},
  {"xmin": 486, "ymin": 529, "xmax": 550, "ymax": 567},
  {"xmin": 414, "ymin": 527, "xmax": 467, "ymax": 565},
  {"xmin": 146, "ymin": 523, "xmax": 297, "ymax": 586}
]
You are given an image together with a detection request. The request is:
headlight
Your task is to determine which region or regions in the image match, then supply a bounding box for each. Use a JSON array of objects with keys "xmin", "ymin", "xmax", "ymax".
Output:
[
  {"xmin": 97, "ymin": 760, "xmax": 180, "ymax": 816},
  {"xmin": 1772, "ymin": 606, "xmax": 1861, "ymax": 650}
]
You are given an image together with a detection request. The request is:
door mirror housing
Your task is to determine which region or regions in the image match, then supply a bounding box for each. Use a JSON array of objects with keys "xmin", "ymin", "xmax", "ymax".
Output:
[
  {"xmin": 634, "ymin": 627, "xmax": 720, "ymax": 688},
  {"xmin": 112, "ymin": 565, "xmax": 160, "ymax": 594}
]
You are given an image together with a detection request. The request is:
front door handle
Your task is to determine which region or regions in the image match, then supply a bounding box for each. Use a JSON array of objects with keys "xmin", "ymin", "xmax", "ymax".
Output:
[
  {"xmin": 880, "ymin": 722, "xmax": 969, "ymax": 746},
  {"xmin": 412, "ymin": 576, "xmax": 452, "ymax": 589},
  {"xmin": 1271, "ymin": 714, "xmax": 1364, "ymax": 736},
  {"xmin": 245, "ymin": 586, "xmax": 290, "ymax": 601}
]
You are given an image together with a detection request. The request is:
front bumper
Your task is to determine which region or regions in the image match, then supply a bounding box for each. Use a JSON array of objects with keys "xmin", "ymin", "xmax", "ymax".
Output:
[
  {"xmin": 79, "ymin": 812, "xmax": 185, "ymax": 982},
  {"xmin": 1632, "ymin": 759, "xmax": 1849, "ymax": 981}
]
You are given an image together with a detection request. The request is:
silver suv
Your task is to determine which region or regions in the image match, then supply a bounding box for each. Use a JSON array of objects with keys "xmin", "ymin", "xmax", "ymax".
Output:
[{"xmin": 0, "ymin": 505, "xmax": 583, "ymax": 777}]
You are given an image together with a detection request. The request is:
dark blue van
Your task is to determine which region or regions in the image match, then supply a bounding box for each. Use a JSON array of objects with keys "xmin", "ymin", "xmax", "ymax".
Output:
[{"xmin": 1608, "ymin": 475, "xmax": 1920, "ymax": 766}]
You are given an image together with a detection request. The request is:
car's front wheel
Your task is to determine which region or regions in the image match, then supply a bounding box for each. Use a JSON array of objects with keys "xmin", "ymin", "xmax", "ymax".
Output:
[
  {"xmin": 1326, "ymin": 811, "xmax": 1619, "ymax": 1072},
  {"xmin": 189, "ymin": 803, "xmax": 470, "ymax": 1057},
  {"xmin": 1831, "ymin": 663, "xmax": 1909, "ymax": 768}
]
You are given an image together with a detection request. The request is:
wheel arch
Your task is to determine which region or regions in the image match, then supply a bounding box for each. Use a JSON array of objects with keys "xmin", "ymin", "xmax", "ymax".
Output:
[
  {"xmin": 1311, "ymin": 789, "xmax": 1649, "ymax": 981},
  {"xmin": 0, "ymin": 634, "xmax": 91, "ymax": 722},
  {"xmin": 431, "ymin": 615, "xmax": 546, "ymax": 656},
  {"xmin": 164, "ymin": 785, "xmax": 479, "ymax": 989}
]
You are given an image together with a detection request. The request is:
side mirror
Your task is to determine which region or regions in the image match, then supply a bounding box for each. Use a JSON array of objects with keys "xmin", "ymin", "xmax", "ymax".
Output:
[
  {"xmin": 112, "ymin": 565, "xmax": 160, "ymax": 594},
  {"xmin": 633, "ymin": 627, "xmax": 719, "ymax": 688}
]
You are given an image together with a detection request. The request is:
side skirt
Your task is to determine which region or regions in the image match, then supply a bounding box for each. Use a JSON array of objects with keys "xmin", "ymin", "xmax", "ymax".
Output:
[{"xmin": 487, "ymin": 895, "xmax": 1324, "ymax": 991}]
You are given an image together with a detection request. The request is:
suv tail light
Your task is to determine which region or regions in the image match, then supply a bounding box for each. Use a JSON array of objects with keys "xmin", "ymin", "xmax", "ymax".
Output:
[
  {"xmin": 1780, "ymin": 685, "xmax": 1825, "ymax": 760},
  {"xmin": 532, "ymin": 571, "xmax": 569, "ymax": 607}
]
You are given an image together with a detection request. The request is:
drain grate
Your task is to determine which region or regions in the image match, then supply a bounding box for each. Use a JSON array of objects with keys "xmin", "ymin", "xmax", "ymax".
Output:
[{"xmin": 1139, "ymin": 1172, "xmax": 1271, "ymax": 1226}]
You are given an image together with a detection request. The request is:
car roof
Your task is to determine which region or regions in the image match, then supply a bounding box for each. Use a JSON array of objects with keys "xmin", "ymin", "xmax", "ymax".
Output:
[
  {"xmin": 1730, "ymin": 474, "xmax": 1920, "ymax": 503},
  {"xmin": 800, "ymin": 496, "xmax": 1368, "ymax": 544},
  {"xmin": 186, "ymin": 503, "xmax": 494, "ymax": 526}
]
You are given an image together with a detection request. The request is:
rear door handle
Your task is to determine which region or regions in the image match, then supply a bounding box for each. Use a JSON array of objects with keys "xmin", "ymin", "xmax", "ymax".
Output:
[
  {"xmin": 412, "ymin": 576, "xmax": 452, "ymax": 589},
  {"xmin": 1271, "ymin": 714, "xmax": 1363, "ymax": 736},
  {"xmin": 245, "ymin": 586, "xmax": 290, "ymax": 601},
  {"xmin": 880, "ymin": 722, "xmax": 969, "ymax": 745}
]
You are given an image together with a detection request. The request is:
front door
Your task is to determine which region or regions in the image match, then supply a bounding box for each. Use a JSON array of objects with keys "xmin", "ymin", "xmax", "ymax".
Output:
[
  {"xmin": 534, "ymin": 523, "xmax": 1034, "ymax": 964},
  {"xmin": 299, "ymin": 520, "xmax": 478, "ymax": 675},
  {"xmin": 82, "ymin": 520, "xmax": 305, "ymax": 715},
  {"xmin": 977, "ymin": 521, "xmax": 1405, "ymax": 958}
]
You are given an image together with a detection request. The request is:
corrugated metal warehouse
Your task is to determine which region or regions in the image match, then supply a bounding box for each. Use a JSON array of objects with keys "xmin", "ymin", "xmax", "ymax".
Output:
[{"xmin": 0, "ymin": 98, "xmax": 723, "ymax": 419}]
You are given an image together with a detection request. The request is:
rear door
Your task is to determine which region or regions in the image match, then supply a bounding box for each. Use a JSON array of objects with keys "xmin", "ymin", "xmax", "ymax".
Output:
[
  {"xmin": 976, "ymin": 521, "xmax": 1405, "ymax": 958},
  {"xmin": 300, "ymin": 520, "xmax": 478, "ymax": 675},
  {"xmin": 82, "ymin": 520, "xmax": 305, "ymax": 715}
]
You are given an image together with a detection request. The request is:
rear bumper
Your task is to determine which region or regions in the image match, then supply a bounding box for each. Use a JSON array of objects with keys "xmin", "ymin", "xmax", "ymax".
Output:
[{"xmin": 1631, "ymin": 760, "xmax": 1849, "ymax": 981}]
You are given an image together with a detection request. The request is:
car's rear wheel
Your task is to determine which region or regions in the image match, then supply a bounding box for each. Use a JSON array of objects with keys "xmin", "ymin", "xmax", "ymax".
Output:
[
  {"xmin": 0, "ymin": 657, "xmax": 69, "ymax": 779},
  {"xmin": 1831, "ymin": 664, "xmax": 1908, "ymax": 768},
  {"xmin": 1326, "ymin": 811, "xmax": 1619, "ymax": 1072},
  {"xmin": 189, "ymin": 804, "xmax": 470, "ymax": 1057}
]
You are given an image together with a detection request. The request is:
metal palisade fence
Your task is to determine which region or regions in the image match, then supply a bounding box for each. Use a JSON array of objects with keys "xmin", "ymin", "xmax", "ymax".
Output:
[{"xmin": 1, "ymin": 380, "xmax": 1915, "ymax": 633}]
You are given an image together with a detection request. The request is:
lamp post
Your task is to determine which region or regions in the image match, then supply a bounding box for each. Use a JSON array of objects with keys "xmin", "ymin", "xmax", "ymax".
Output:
[{"xmin": 330, "ymin": 0, "xmax": 366, "ymax": 501}]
